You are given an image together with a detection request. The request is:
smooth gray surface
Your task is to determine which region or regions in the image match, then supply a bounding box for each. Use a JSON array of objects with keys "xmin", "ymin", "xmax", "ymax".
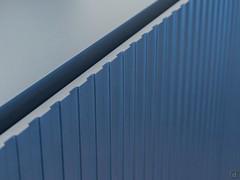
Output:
[{"xmin": 0, "ymin": 0, "xmax": 154, "ymax": 106}]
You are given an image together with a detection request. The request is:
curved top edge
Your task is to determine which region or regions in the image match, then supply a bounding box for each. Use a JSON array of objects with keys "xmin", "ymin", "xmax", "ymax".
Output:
[{"xmin": 0, "ymin": 0, "xmax": 184, "ymax": 139}]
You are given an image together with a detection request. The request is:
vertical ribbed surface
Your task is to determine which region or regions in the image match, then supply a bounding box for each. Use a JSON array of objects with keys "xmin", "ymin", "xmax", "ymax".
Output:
[{"xmin": 1, "ymin": 0, "xmax": 240, "ymax": 179}]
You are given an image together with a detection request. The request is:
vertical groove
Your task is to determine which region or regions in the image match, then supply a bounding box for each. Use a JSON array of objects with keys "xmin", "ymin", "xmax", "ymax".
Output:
[
  {"xmin": 15, "ymin": 138, "xmax": 22, "ymax": 180},
  {"xmin": 122, "ymin": 56, "xmax": 125, "ymax": 180},
  {"xmin": 76, "ymin": 88, "xmax": 83, "ymax": 180},
  {"xmin": 108, "ymin": 64, "xmax": 112, "ymax": 180},
  {"xmin": 132, "ymin": 43, "xmax": 136, "ymax": 180},
  {"xmin": 58, "ymin": 104, "xmax": 65, "ymax": 180},
  {"xmin": 93, "ymin": 77, "xmax": 99, "ymax": 180},
  {"xmin": 38, "ymin": 120, "xmax": 45, "ymax": 180},
  {"xmin": 142, "ymin": 35, "xmax": 147, "ymax": 180},
  {"xmin": 151, "ymin": 27, "xmax": 158, "ymax": 180}
]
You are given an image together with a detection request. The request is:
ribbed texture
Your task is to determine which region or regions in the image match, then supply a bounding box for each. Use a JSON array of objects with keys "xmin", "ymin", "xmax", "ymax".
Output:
[{"xmin": 0, "ymin": 0, "xmax": 240, "ymax": 179}]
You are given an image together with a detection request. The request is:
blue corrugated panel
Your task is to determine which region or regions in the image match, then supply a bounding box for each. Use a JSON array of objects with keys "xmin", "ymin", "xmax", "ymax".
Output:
[
  {"xmin": 0, "ymin": 0, "xmax": 240, "ymax": 179},
  {"xmin": 40, "ymin": 103, "xmax": 64, "ymax": 180},
  {"xmin": 60, "ymin": 89, "xmax": 81, "ymax": 180},
  {"xmin": 1, "ymin": 138, "xmax": 20, "ymax": 180},
  {"xmin": 110, "ymin": 55, "xmax": 124, "ymax": 180},
  {"xmin": 17, "ymin": 120, "xmax": 43, "ymax": 180},
  {"xmin": 95, "ymin": 64, "xmax": 111, "ymax": 180},
  {"xmin": 78, "ymin": 77, "xmax": 97, "ymax": 180},
  {"xmin": 123, "ymin": 45, "xmax": 135, "ymax": 180}
]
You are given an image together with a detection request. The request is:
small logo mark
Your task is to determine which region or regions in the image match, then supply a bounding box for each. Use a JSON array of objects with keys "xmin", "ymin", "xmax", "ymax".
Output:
[{"xmin": 231, "ymin": 170, "xmax": 240, "ymax": 179}]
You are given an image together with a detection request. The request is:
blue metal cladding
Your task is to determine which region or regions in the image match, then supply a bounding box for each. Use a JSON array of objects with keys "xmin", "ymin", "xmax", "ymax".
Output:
[{"xmin": 0, "ymin": 0, "xmax": 240, "ymax": 179}]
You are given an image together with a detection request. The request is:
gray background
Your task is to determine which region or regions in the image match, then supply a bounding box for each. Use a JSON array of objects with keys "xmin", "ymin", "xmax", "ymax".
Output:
[{"xmin": 0, "ymin": 0, "xmax": 154, "ymax": 106}]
